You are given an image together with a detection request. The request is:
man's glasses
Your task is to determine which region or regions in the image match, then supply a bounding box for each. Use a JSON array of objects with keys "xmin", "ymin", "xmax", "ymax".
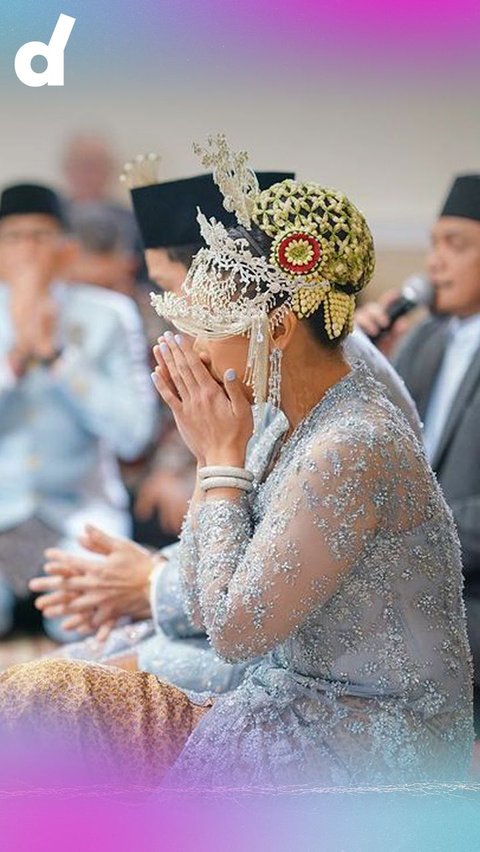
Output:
[{"xmin": 0, "ymin": 229, "xmax": 62, "ymax": 245}]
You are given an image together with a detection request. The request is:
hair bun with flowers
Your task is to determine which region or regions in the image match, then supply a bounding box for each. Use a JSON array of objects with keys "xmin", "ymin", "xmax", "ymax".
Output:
[{"xmin": 252, "ymin": 179, "xmax": 375, "ymax": 336}]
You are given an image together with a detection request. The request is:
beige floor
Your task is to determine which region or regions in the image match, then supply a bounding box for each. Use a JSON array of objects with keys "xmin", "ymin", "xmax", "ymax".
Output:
[{"xmin": 0, "ymin": 635, "xmax": 56, "ymax": 670}]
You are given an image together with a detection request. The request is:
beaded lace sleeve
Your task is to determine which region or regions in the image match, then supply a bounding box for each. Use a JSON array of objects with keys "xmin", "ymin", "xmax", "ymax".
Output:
[
  {"xmin": 191, "ymin": 427, "xmax": 426, "ymax": 663},
  {"xmin": 176, "ymin": 508, "xmax": 205, "ymax": 631}
]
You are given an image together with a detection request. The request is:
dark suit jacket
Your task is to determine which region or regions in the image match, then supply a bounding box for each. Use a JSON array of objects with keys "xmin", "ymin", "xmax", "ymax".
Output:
[{"xmin": 394, "ymin": 316, "xmax": 480, "ymax": 595}]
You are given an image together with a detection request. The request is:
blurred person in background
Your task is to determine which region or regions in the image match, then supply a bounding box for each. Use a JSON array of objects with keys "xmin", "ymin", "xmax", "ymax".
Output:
[
  {"xmin": 67, "ymin": 203, "xmax": 138, "ymax": 297},
  {"xmin": 61, "ymin": 132, "xmax": 144, "ymax": 271},
  {"xmin": 66, "ymin": 203, "xmax": 166, "ymax": 542},
  {"xmin": 66, "ymin": 197, "xmax": 191, "ymax": 547},
  {"xmin": 0, "ymin": 183, "xmax": 156, "ymax": 640}
]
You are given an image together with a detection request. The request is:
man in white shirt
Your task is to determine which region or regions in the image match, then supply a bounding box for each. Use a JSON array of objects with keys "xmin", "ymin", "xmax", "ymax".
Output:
[{"xmin": 0, "ymin": 183, "xmax": 156, "ymax": 637}]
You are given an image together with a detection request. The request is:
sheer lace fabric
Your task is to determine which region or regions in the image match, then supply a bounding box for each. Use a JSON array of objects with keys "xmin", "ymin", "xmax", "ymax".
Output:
[{"xmin": 169, "ymin": 364, "xmax": 473, "ymax": 788}]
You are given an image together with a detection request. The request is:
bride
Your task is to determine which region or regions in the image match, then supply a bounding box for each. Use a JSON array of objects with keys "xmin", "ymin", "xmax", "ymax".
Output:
[{"xmin": 0, "ymin": 137, "xmax": 473, "ymax": 790}]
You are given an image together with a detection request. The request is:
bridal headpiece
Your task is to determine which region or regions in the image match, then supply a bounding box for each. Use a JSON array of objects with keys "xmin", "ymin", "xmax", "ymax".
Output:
[{"xmin": 151, "ymin": 134, "xmax": 375, "ymax": 403}]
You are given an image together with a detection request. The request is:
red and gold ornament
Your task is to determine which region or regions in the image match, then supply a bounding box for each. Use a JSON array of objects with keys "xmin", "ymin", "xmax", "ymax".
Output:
[{"xmin": 274, "ymin": 232, "xmax": 322, "ymax": 276}]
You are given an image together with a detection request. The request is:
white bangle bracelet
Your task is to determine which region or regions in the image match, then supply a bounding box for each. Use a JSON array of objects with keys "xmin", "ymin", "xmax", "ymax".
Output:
[
  {"xmin": 199, "ymin": 466, "xmax": 254, "ymax": 482},
  {"xmin": 200, "ymin": 476, "xmax": 253, "ymax": 493}
]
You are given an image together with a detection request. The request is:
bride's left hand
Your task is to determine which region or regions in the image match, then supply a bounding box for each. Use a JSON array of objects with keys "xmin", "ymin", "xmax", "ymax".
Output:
[{"xmin": 152, "ymin": 332, "xmax": 253, "ymax": 467}]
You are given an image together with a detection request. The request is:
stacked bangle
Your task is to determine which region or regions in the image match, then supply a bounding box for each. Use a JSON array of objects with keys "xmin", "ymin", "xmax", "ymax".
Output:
[{"xmin": 199, "ymin": 466, "xmax": 254, "ymax": 493}]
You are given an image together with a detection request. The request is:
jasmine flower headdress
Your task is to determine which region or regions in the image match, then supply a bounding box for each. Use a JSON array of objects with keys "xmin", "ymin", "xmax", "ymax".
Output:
[{"xmin": 151, "ymin": 134, "xmax": 375, "ymax": 404}]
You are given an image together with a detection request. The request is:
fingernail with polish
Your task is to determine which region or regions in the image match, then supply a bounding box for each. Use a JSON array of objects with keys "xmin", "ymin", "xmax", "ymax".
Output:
[
  {"xmin": 225, "ymin": 369, "xmax": 236, "ymax": 381},
  {"xmin": 164, "ymin": 330, "xmax": 174, "ymax": 340},
  {"xmin": 160, "ymin": 343, "xmax": 169, "ymax": 354},
  {"xmin": 150, "ymin": 372, "xmax": 158, "ymax": 384},
  {"xmin": 174, "ymin": 334, "xmax": 183, "ymax": 346}
]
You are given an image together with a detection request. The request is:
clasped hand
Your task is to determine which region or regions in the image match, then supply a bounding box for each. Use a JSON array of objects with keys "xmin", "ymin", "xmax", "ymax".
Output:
[
  {"xmin": 9, "ymin": 264, "xmax": 59, "ymax": 365},
  {"xmin": 29, "ymin": 526, "xmax": 155, "ymax": 641}
]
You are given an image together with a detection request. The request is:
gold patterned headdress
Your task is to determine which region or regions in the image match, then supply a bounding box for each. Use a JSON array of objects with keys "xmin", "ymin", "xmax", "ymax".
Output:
[{"xmin": 151, "ymin": 134, "xmax": 375, "ymax": 403}]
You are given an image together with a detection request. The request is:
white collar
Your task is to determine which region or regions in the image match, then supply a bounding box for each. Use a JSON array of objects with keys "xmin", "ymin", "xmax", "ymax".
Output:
[{"xmin": 448, "ymin": 312, "xmax": 480, "ymax": 341}]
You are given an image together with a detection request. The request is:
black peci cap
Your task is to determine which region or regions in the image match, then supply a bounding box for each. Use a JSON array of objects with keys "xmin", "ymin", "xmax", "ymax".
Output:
[
  {"xmin": 131, "ymin": 171, "xmax": 295, "ymax": 249},
  {"xmin": 439, "ymin": 174, "xmax": 480, "ymax": 223},
  {"xmin": 0, "ymin": 183, "xmax": 68, "ymax": 228}
]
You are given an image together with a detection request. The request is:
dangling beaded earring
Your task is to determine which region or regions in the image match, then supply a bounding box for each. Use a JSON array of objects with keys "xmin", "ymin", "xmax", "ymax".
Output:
[{"xmin": 267, "ymin": 347, "xmax": 283, "ymax": 409}]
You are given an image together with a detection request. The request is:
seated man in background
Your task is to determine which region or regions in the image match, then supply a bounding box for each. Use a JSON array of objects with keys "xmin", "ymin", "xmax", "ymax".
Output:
[
  {"xmin": 67, "ymin": 203, "xmax": 138, "ymax": 298},
  {"xmin": 0, "ymin": 183, "xmax": 157, "ymax": 639},
  {"xmin": 66, "ymin": 203, "xmax": 166, "ymax": 537},
  {"xmin": 29, "ymin": 160, "xmax": 423, "ymax": 697}
]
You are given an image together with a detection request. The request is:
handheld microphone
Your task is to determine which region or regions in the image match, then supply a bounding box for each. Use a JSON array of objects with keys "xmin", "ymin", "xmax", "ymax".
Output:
[{"xmin": 370, "ymin": 275, "xmax": 433, "ymax": 343}]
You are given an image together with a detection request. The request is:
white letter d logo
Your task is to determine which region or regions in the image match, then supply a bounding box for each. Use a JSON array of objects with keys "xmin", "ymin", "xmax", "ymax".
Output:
[{"xmin": 15, "ymin": 14, "xmax": 76, "ymax": 87}]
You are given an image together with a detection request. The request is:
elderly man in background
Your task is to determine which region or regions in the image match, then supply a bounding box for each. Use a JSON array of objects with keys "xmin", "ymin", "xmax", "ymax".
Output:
[
  {"xmin": 0, "ymin": 183, "xmax": 156, "ymax": 639},
  {"xmin": 67, "ymin": 204, "xmax": 138, "ymax": 298}
]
